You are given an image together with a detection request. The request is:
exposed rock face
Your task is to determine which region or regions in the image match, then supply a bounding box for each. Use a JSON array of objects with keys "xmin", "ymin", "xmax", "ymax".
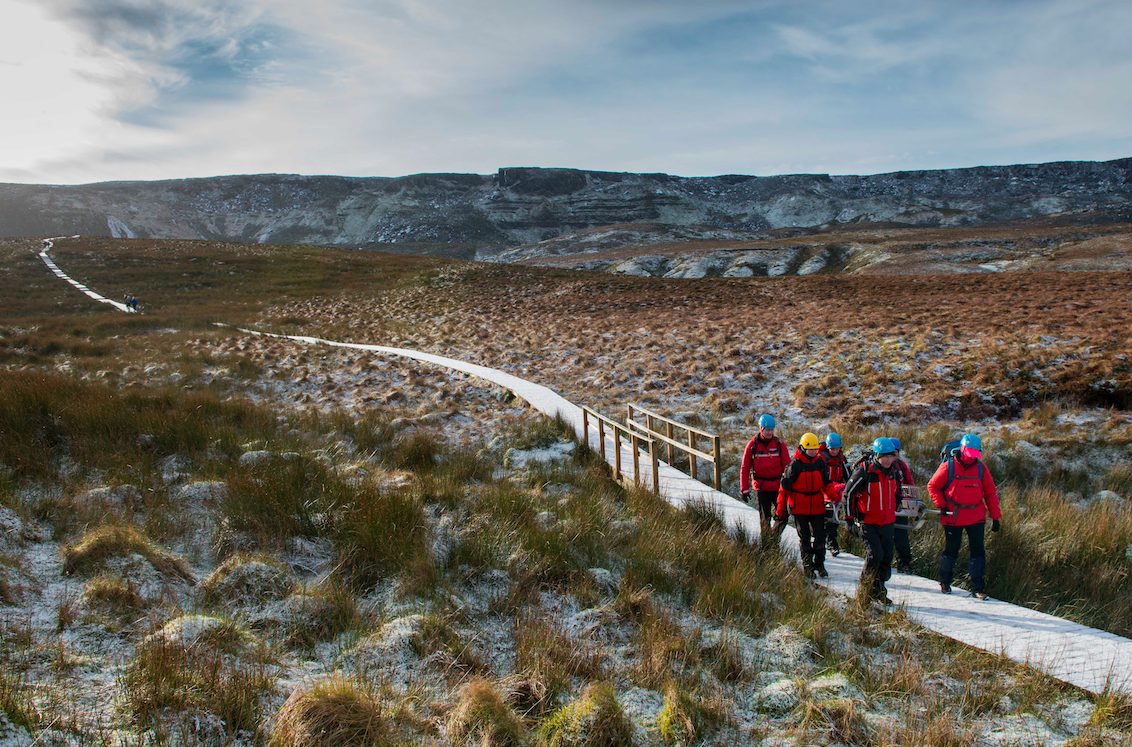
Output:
[{"xmin": 2, "ymin": 159, "xmax": 1130, "ymax": 256}]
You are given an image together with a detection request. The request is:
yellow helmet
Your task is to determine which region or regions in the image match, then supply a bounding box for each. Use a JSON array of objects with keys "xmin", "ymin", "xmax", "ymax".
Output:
[{"xmin": 799, "ymin": 432, "xmax": 821, "ymax": 450}]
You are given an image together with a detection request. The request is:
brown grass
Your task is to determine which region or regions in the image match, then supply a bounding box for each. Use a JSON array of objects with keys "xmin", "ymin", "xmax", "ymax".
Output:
[{"xmin": 62, "ymin": 524, "xmax": 196, "ymax": 583}]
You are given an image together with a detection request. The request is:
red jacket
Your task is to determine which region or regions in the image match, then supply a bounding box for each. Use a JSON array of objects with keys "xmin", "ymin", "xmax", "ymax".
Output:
[
  {"xmin": 776, "ymin": 448, "xmax": 841, "ymax": 517},
  {"xmin": 818, "ymin": 445, "xmax": 849, "ymax": 483},
  {"xmin": 740, "ymin": 435, "xmax": 791, "ymax": 493},
  {"xmin": 844, "ymin": 459, "xmax": 900, "ymax": 526},
  {"xmin": 927, "ymin": 457, "xmax": 1001, "ymax": 527}
]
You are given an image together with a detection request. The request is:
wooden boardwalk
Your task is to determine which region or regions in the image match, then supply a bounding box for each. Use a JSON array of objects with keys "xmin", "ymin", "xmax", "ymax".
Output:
[{"xmin": 37, "ymin": 244, "xmax": 1132, "ymax": 695}]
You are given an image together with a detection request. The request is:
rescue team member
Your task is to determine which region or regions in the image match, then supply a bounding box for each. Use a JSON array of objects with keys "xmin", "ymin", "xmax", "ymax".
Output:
[
  {"xmin": 891, "ymin": 438, "xmax": 916, "ymax": 573},
  {"xmin": 775, "ymin": 433, "xmax": 842, "ymax": 578},
  {"xmin": 740, "ymin": 414, "xmax": 791, "ymax": 535},
  {"xmin": 844, "ymin": 437, "xmax": 903, "ymax": 605},
  {"xmin": 927, "ymin": 433, "xmax": 1001, "ymax": 600},
  {"xmin": 819, "ymin": 433, "xmax": 849, "ymax": 556}
]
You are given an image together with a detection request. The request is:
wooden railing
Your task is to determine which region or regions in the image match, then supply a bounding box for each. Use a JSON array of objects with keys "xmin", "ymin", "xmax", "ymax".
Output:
[
  {"xmin": 626, "ymin": 403, "xmax": 722, "ymax": 490},
  {"xmin": 581, "ymin": 406, "xmax": 659, "ymax": 490}
]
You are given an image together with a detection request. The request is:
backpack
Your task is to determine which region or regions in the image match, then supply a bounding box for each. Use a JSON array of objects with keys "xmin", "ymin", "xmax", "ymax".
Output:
[{"xmin": 939, "ymin": 439, "xmax": 962, "ymax": 463}]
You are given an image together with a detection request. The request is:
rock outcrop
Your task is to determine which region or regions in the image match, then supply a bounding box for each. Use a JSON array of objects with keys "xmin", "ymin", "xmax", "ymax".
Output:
[{"xmin": 2, "ymin": 158, "xmax": 1130, "ymax": 257}]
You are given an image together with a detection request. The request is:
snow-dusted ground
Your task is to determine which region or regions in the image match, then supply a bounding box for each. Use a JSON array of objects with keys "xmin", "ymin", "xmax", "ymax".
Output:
[{"xmin": 34, "ymin": 238, "xmax": 1132, "ymax": 696}]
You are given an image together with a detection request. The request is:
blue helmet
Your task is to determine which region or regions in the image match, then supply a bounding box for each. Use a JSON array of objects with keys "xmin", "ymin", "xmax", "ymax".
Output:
[
  {"xmin": 960, "ymin": 433, "xmax": 982, "ymax": 451},
  {"xmin": 825, "ymin": 433, "xmax": 842, "ymax": 449},
  {"xmin": 891, "ymin": 438, "xmax": 901, "ymax": 452},
  {"xmin": 758, "ymin": 414, "xmax": 776, "ymax": 430},
  {"xmin": 871, "ymin": 437, "xmax": 898, "ymax": 456}
]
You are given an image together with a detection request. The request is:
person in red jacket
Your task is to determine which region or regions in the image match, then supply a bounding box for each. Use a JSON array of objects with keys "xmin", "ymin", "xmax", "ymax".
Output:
[
  {"xmin": 891, "ymin": 439, "xmax": 916, "ymax": 573},
  {"xmin": 740, "ymin": 413, "xmax": 791, "ymax": 535},
  {"xmin": 927, "ymin": 433, "xmax": 1001, "ymax": 600},
  {"xmin": 775, "ymin": 433, "xmax": 842, "ymax": 578},
  {"xmin": 819, "ymin": 433, "xmax": 849, "ymax": 556},
  {"xmin": 843, "ymin": 437, "xmax": 903, "ymax": 605}
]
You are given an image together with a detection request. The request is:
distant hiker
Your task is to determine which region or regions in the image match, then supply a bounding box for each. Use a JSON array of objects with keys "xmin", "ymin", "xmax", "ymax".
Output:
[
  {"xmin": 843, "ymin": 437, "xmax": 903, "ymax": 605},
  {"xmin": 740, "ymin": 414, "xmax": 791, "ymax": 534},
  {"xmin": 927, "ymin": 433, "xmax": 1001, "ymax": 600},
  {"xmin": 775, "ymin": 433, "xmax": 842, "ymax": 578},
  {"xmin": 128, "ymin": 295, "xmax": 139, "ymax": 312},
  {"xmin": 891, "ymin": 438, "xmax": 916, "ymax": 573},
  {"xmin": 819, "ymin": 432, "xmax": 850, "ymax": 556}
]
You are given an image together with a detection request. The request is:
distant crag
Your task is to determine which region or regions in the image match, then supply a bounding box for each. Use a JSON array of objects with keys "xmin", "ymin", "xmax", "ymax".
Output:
[{"xmin": 1, "ymin": 158, "xmax": 1130, "ymax": 259}]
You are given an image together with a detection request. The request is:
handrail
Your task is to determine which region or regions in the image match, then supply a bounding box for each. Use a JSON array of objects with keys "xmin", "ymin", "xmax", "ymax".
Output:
[
  {"xmin": 627, "ymin": 403, "xmax": 722, "ymax": 491},
  {"xmin": 580, "ymin": 405, "xmax": 659, "ymax": 490}
]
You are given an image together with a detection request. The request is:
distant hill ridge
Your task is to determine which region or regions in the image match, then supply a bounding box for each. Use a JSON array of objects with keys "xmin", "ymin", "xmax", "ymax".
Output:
[{"xmin": 1, "ymin": 158, "xmax": 1130, "ymax": 257}]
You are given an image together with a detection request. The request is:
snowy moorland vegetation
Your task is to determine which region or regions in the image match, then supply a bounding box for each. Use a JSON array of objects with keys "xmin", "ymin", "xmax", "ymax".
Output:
[{"xmin": 0, "ymin": 236, "xmax": 1130, "ymax": 745}]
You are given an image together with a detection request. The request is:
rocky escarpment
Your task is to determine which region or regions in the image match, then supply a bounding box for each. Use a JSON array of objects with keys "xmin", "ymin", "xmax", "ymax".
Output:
[{"xmin": 1, "ymin": 158, "xmax": 1130, "ymax": 257}]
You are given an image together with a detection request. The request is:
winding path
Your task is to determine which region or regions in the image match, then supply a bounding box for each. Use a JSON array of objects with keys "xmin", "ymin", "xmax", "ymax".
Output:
[{"xmin": 35, "ymin": 238, "xmax": 1132, "ymax": 696}]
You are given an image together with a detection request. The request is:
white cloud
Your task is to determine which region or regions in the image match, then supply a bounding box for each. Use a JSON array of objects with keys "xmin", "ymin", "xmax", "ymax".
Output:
[{"xmin": 0, "ymin": 0, "xmax": 1129, "ymax": 184}]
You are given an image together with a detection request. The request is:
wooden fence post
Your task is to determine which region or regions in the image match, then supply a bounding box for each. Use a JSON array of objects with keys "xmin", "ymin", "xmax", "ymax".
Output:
[
  {"xmin": 631, "ymin": 433, "xmax": 641, "ymax": 486},
  {"xmin": 666, "ymin": 421, "xmax": 675, "ymax": 465},
  {"xmin": 687, "ymin": 429, "xmax": 698, "ymax": 481},
  {"xmin": 713, "ymin": 435, "xmax": 722, "ymax": 491},
  {"xmin": 649, "ymin": 437, "xmax": 659, "ymax": 492},
  {"xmin": 614, "ymin": 429, "xmax": 622, "ymax": 482},
  {"xmin": 581, "ymin": 409, "xmax": 589, "ymax": 448}
]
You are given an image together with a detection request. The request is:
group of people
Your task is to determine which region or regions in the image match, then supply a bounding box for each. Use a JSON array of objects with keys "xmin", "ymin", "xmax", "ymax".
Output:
[
  {"xmin": 739, "ymin": 414, "xmax": 1002, "ymax": 604},
  {"xmin": 122, "ymin": 293, "xmax": 140, "ymax": 312}
]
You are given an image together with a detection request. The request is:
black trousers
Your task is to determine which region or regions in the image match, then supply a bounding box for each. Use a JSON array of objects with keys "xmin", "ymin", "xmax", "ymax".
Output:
[
  {"xmin": 861, "ymin": 523, "xmax": 894, "ymax": 596},
  {"xmin": 894, "ymin": 515, "xmax": 912, "ymax": 565},
  {"xmin": 794, "ymin": 514, "xmax": 826, "ymax": 572},
  {"xmin": 940, "ymin": 522, "xmax": 987, "ymax": 592},
  {"xmin": 756, "ymin": 490, "xmax": 778, "ymax": 525}
]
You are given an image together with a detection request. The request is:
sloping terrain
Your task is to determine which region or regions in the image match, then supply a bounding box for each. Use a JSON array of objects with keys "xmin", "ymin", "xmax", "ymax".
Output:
[
  {"xmin": 1, "ymin": 158, "xmax": 1130, "ymax": 258},
  {"xmin": 1, "ymin": 237, "xmax": 1131, "ymax": 745}
]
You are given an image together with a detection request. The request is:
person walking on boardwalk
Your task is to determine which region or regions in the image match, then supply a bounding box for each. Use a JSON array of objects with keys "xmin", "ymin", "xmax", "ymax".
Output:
[
  {"xmin": 891, "ymin": 438, "xmax": 916, "ymax": 573},
  {"xmin": 740, "ymin": 414, "xmax": 791, "ymax": 534},
  {"xmin": 843, "ymin": 437, "xmax": 903, "ymax": 605},
  {"xmin": 819, "ymin": 432, "xmax": 849, "ymax": 556},
  {"xmin": 775, "ymin": 433, "xmax": 842, "ymax": 578},
  {"xmin": 927, "ymin": 433, "xmax": 1001, "ymax": 600}
]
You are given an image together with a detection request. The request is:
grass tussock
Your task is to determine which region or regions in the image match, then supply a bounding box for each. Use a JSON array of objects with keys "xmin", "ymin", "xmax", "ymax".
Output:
[
  {"xmin": 83, "ymin": 573, "xmax": 147, "ymax": 627},
  {"xmin": 62, "ymin": 524, "xmax": 195, "ymax": 583},
  {"xmin": 0, "ymin": 667, "xmax": 39, "ymax": 734},
  {"xmin": 0, "ymin": 369, "xmax": 278, "ymax": 483},
  {"xmin": 656, "ymin": 680, "xmax": 728, "ymax": 745},
  {"xmin": 121, "ymin": 623, "xmax": 273, "ymax": 733},
  {"xmin": 514, "ymin": 611, "xmax": 605, "ymax": 715},
  {"xmin": 269, "ymin": 676, "xmax": 422, "ymax": 747},
  {"xmin": 538, "ymin": 681, "xmax": 633, "ymax": 747},
  {"xmin": 411, "ymin": 610, "xmax": 490, "ymax": 679},
  {"xmin": 283, "ymin": 582, "xmax": 363, "ymax": 649},
  {"xmin": 445, "ymin": 678, "xmax": 527, "ymax": 747},
  {"xmin": 199, "ymin": 553, "xmax": 296, "ymax": 608}
]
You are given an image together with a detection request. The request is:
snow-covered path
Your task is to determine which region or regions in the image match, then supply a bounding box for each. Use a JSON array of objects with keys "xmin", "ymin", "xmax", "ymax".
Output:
[
  {"xmin": 36, "ymin": 241, "xmax": 1132, "ymax": 696},
  {"xmin": 38, "ymin": 238, "xmax": 131, "ymax": 312}
]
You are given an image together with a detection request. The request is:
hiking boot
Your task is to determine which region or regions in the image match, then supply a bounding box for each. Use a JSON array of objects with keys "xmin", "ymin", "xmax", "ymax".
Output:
[
  {"xmin": 970, "ymin": 591, "xmax": 989, "ymax": 601},
  {"xmin": 940, "ymin": 583, "xmax": 952, "ymax": 594},
  {"xmin": 830, "ymin": 547, "xmax": 840, "ymax": 557},
  {"xmin": 896, "ymin": 562, "xmax": 912, "ymax": 574},
  {"xmin": 816, "ymin": 567, "xmax": 829, "ymax": 579}
]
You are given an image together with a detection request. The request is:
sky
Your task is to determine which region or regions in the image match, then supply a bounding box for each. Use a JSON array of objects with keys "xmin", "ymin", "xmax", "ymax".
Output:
[{"xmin": 1, "ymin": 0, "xmax": 1131, "ymax": 184}]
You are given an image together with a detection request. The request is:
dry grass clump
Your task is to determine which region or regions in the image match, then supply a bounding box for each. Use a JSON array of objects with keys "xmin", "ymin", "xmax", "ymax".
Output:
[
  {"xmin": 282, "ymin": 582, "xmax": 363, "ymax": 649},
  {"xmin": 0, "ymin": 369, "xmax": 278, "ymax": 484},
  {"xmin": 445, "ymin": 678, "xmax": 527, "ymax": 746},
  {"xmin": 62, "ymin": 523, "xmax": 195, "ymax": 583},
  {"xmin": 199, "ymin": 553, "xmax": 296, "ymax": 608},
  {"xmin": 410, "ymin": 610, "xmax": 490, "ymax": 679},
  {"xmin": 797, "ymin": 697, "xmax": 873, "ymax": 745},
  {"xmin": 538, "ymin": 681, "xmax": 633, "ymax": 747},
  {"xmin": 270, "ymin": 676, "xmax": 418, "ymax": 747},
  {"xmin": 332, "ymin": 481, "xmax": 433, "ymax": 592},
  {"xmin": 655, "ymin": 680, "xmax": 729, "ymax": 745},
  {"xmin": 0, "ymin": 667, "xmax": 39, "ymax": 734},
  {"xmin": 122, "ymin": 618, "xmax": 273, "ymax": 733},
  {"xmin": 513, "ymin": 611, "xmax": 605, "ymax": 716},
  {"xmin": 83, "ymin": 573, "xmax": 147, "ymax": 627}
]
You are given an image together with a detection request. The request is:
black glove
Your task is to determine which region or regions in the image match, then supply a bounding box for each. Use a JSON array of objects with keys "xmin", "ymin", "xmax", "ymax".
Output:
[
  {"xmin": 991, "ymin": 519, "xmax": 1001, "ymax": 533},
  {"xmin": 740, "ymin": 490, "xmax": 751, "ymax": 503}
]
